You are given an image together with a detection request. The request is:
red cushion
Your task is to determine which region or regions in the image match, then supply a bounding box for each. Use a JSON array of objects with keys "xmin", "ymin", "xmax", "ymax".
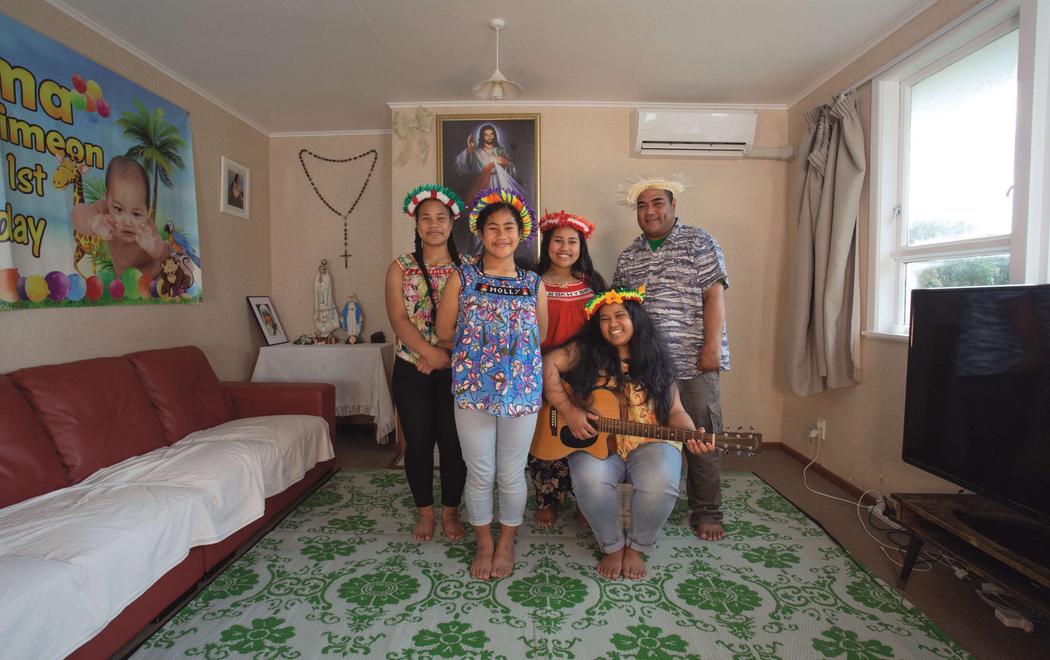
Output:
[
  {"xmin": 0, "ymin": 375, "xmax": 69, "ymax": 508},
  {"xmin": 126, "ymin": 346, "xmax": 237, "ymax": 443},
  {"xmin": 10, "ymin": 358, "xmax": 168, "ymax": 484}
]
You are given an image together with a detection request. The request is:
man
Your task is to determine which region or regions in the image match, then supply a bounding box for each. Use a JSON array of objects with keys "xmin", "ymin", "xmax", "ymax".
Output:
[
  {"xmin": 455, "ymin": 124, "xmax": 523, "ymax": 203},
  {"xmin": 612, "ymin": 179, "xmax": 729, "ymax": 541}
]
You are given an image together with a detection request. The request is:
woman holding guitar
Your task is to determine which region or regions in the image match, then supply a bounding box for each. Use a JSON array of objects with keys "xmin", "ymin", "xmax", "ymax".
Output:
[{"xmin": 542, "ymin": 287, "xmax": 716, "ymax": 580}]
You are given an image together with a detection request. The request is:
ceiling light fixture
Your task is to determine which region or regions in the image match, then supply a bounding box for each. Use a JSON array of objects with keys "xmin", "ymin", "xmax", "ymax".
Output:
[{"xmin": 472, "ymin": 18, "xmax": 522, "ymax": 101}]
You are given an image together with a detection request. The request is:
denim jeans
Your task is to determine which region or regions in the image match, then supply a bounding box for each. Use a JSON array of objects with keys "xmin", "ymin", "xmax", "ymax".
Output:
[
  {"xmin": 568, "ymin": 443, "xmax": 682, "ymax": 553},
  {"xmin": 454, "ymin": 408, "xmax": 538, "ymax": 527}
]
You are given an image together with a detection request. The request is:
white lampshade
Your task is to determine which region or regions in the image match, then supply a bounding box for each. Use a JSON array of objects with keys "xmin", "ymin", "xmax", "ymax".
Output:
[
  {"xmin": 472, "ymin": 68, "xmax": 522, "ymax": 101},
  {"xmin": 473, "ymin": 19, "xmax": 521, "ymax": 101}
]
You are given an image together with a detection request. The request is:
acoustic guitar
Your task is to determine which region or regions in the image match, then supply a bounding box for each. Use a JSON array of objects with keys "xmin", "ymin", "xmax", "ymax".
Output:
[{"xmin": 530, "ymin": 385, "xmax": 762, "ymax": 461}]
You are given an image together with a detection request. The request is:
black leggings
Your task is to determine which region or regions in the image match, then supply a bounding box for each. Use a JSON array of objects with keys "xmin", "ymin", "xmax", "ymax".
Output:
[{"xmin": 391, "ymin": 357, "xmax": 466, "ymax": 508}]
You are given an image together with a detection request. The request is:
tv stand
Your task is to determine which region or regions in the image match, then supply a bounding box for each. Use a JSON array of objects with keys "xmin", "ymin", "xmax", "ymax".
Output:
[{"xmin": 893, "ymin": 493, "xmax": 1050, "ymax": 619}]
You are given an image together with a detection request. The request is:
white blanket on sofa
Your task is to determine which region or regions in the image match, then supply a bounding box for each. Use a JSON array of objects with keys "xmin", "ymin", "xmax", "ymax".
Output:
[{"xmin": 0, "ymin": 415, "xmax": 333, "ymax": 660}]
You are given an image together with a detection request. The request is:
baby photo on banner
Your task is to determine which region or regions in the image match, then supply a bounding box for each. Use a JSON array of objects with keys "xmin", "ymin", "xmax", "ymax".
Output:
[{"xmin": 0, "ymin": 12, "xmax": 202, "ymax": 310}]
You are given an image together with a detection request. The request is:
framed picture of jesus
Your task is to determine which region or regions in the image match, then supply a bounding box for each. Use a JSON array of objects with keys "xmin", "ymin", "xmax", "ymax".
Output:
[{"xmin": 437, "ymin": 114, "xmax": 540, "ymax": 266}]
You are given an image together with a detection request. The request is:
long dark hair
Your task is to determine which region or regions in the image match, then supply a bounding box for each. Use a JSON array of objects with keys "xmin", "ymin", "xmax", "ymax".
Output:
[
  {"xmin": 563, "ymin": 300, "xmax": 676, "ymax": 424},
  {"xmin": 413, "ymin": 200, "xmax": 461, "ymax": 326},
  {"xmin": 536, "ymin": 227, "xmax": 608, "ymax": 290},
  {"xmin": 474, "ymin": 201, "xmax": 522, "ymax": 273}
]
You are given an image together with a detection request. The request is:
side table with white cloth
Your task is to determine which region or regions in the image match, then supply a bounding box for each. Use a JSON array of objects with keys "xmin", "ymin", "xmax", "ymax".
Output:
[{"xmin": 252, "ymin": 343, "xmax": 395, "ymax": 442}]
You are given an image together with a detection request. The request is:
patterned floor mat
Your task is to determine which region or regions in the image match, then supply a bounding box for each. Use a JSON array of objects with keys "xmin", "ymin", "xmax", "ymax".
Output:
[{"xmin": 134, "ymin": 469, "xmax": 971, "ymax": 659}]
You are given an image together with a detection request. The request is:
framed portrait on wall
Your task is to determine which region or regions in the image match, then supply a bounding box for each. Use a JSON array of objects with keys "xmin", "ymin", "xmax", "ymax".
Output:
[
  {"xmin": 221, "ymin": 157, "xmax": 250, "ymax": 219},
  {"xmin": 437, "ymin": 114, "xmax": 540, "ymax": 266},
  {"xmin": 247, "ymin": 295, "xmax": 287, "ymax": 345}
]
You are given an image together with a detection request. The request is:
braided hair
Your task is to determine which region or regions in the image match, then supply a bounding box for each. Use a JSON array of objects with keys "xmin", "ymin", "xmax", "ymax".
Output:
[{"xmin": 413, "ymin": 201, "xmax": 461, "ymax": 327}]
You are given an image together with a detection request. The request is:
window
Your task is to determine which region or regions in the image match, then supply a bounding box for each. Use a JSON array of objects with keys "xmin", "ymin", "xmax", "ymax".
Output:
[{"xmin": 868, "ymin": 0, "xmax": 1050, "ymax": 338}]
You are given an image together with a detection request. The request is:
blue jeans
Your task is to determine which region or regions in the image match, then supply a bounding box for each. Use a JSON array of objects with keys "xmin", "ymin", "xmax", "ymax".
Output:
[
  {"xmin": 568, "ymin": 443, "xmax": 682, "ymax": 553},
  {"xmin": 454, "ymin": 408, "xmax": 538, "ymax": 527}
]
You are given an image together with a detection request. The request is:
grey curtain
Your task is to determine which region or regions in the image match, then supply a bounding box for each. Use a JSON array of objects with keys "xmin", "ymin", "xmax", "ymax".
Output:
[{"xmin": 784, "ymin": 91, "xmax": 866, "ymax": 396}]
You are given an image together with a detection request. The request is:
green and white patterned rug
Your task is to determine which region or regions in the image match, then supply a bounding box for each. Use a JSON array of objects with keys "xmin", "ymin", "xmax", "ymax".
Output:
[{"xmin": 134, "ymin": 469, "xmax": 970, "ymax": 659}]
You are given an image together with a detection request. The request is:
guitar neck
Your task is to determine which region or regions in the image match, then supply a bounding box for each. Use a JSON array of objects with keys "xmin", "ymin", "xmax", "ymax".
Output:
[{"xmin": 596, "ymin": 417, "xmax": 713, "ymax": 444}]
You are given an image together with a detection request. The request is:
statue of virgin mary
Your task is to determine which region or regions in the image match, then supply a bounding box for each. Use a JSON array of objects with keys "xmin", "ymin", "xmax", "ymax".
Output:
[{"xmin": 314, "ymin": 259, "xmax": 340, "ymax": 339}]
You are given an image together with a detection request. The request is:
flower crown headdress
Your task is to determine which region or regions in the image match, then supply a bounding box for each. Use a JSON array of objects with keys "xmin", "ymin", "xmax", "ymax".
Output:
[
  {"xmin": 584, "ymin": 285, "xmax": 647, "ymax": 320},
  {"xmin": 617, "ymin": 175, "xmax": 689, "ymax": 207},
  {"xmin": 538, "ymin": 210, "xmax": 595, "ymax": 239},
  {"xmin": 402, "ymin": 184, "xmax": 465, "ymax": 219},
  {"xmin": 467, "ymin": 188, "xmax": 535, "ymax": 240}
]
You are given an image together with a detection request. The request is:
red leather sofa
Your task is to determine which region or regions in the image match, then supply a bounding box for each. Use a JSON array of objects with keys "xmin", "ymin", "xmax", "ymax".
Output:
[{"xmin": 0, "ymin": 345, "xmax": 336, "ymax": 659}]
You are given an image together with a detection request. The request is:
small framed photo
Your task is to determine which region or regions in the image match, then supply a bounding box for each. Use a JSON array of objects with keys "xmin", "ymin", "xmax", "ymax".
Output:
[
  {"xmin": 248, "ymin": 296, "xmax": 287, "ymax": 345},
  {"xmin": 221, "ymin": 157, "xmax": 250, "ymax": 219}
]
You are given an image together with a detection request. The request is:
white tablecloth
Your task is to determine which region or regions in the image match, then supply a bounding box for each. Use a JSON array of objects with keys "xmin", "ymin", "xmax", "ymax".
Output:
[{"xmin": 251, "ymin": 343, "xmax": 395, "ymax": 442}]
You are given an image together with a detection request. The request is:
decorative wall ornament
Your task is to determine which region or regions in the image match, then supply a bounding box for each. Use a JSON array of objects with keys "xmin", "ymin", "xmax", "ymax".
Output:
[
  {"xmin": 392, "ymin": 106, "xmax": 433, "ymax": 166},
  {"xmin": 298, "ymin": 149, "xmax": 378, "ymax": 268}
]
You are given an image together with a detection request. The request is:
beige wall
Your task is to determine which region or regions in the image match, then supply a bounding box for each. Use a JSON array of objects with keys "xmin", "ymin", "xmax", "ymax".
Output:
[
  {"xmin": 391, "ymin": 105, "xmax": 791, "ymax": 441},
  {"xmin": 269, "ymin": 135, "xmax": 392, "ymax": 342},
  {"xmin": 0, "ymin": 1, "xmax": 271, "ymax": 380},
  {"xmin": 780, "ymin": 0, "xmax": 984, "ymax": 494}
]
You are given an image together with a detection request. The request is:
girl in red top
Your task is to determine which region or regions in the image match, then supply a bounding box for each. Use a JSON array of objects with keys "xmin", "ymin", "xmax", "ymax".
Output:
[{"xmin": 530, "ymin": 211, "xmax": 607, "ymax": 527}]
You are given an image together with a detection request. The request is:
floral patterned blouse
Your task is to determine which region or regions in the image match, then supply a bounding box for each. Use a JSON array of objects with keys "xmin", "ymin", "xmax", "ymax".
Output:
[
  {"xmin": 451, "ymin": 263, "xmax": 542, "ymax": 417},
  {"xmin": 394, "ymin": 253, "xmax": 457, "ymax": 365}
]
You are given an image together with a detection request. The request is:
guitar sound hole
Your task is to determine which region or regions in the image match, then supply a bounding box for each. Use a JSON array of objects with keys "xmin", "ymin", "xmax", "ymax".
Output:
[{"xmin": 560, "ymin": 427, "xmax": 597, "ymax": 449}]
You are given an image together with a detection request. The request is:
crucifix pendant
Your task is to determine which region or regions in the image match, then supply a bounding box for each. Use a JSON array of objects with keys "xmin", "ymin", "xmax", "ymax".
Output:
[{"xmin": 341, "ymin": 215, "xmax": 351, "ymax": 268}]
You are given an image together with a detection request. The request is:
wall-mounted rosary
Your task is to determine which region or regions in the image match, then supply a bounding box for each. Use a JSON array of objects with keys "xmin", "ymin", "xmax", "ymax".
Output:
[{"xmin": 298, "ymin": 148, "xmax": 378, "ymax": 268}]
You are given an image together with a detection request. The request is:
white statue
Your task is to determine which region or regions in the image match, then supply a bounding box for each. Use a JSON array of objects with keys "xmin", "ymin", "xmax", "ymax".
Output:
[
  {"xmin": 313, "ymin": 259, "xmax": 340, "ymax": 339},
  {"xmin": 341, "ymin": 293, "xmax": 364, "ymax": 340}
]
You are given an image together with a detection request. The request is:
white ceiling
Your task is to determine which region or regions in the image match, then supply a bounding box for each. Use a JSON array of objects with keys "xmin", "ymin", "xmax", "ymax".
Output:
[{"xmin": 48, "ymin": 0, "xmax": 933, "ymax": 135}]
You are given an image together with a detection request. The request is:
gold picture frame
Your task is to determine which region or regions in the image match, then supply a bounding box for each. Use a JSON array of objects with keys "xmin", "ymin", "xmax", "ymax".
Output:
[{"xmin": 437, "ymin": 114, "xmax": 540, "ymax": 265}]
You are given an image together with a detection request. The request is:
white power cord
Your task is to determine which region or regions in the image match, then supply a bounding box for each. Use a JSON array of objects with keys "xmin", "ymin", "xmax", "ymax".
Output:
[{"xmin": 801, "ymin": 436, "xmax": 933, "ymax": 572}]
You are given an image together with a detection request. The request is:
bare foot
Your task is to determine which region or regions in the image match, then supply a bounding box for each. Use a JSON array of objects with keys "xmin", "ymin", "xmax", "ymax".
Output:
[
  {"xmin": 413, "ymin": 507, "xmax": 435, "ymax": 541},
  {"xmin": 695, "ymin": 521, "xmax": 726, "ymax": 541},
  {"xmin": 534, "ymin": 506, "xmax": 557, "ymax": 528},
  {"xmin": 622, "ymin": 547, "xmax": 647, "ymax": 579},
  {"xmin": 490, "ymin": 525, "xmax": 518, "ymax": 578},
  {"xmin": 596, "ymin": 548, "xmax": 624, "ymax": 579},
  {"xmin": 470, "ymin": 542, "xmax": 494, "ymax": 579},
  {"xmin": 441, "ymin": 506, "xmax": 465, "ymax": 540}
]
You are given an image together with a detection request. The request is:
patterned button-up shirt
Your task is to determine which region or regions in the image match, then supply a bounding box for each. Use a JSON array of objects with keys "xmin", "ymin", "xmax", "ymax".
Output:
[{"xmin": 613, "ymin": 220, "xmax": 730, "ymax": 378}]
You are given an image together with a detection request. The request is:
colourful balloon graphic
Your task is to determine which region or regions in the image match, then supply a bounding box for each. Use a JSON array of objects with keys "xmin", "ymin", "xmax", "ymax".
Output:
[
  {"xmin": 25, "ymin": 275, "xmax": 49, "ymax": 303},
  {"xmin": 72, "ymin": 74, "xmax": 86, "ymax": 93},
  {"xmin": 120, "ymin": 268, "xmax": 142, "ymax": 300},
  {"xmin": 71, "ymin": 92, "xmax": 86, "ymax": 111},
  {"xmin": 0, "ymin": 268, "xmax": 18, "ymax": 303},
  {"xmin": 85, "ymin": 94, "xmax": 97, "ymax": 113},
  {"xmin": 96, "ymin": 98, "xmax": 111, "ymax": 118},
  {"xmin": 17, "ymin": 276, "xmax": 27, "ymax": 301},
  {"xmin": 85, "ymin": 275, "xmax": 103, "ymax": 301},
  {"xmin": 138, "ymin": 272, "xmax": 153, "ymax": 299},
  {"xmin": 67, "ymin": 274, "xmax": 86, "ymax": 302},
  {"xmin": 108, "ymin": 279, "xmax": 125, "ymax": 301},
  {"xmin": 45, "ymin": 271, "xmax": 70, "ymax": 301},
  {"xmin": 85, "ymin": 79, "xmax": 101, "ymax": 99}
]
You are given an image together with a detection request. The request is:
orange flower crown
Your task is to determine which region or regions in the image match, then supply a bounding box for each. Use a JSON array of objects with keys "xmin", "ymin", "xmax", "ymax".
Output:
[
  {"xmin": 538, "ymin": 210, "xmax": 595, "ymax": 239},
  {"xmin": 468, "ymin": 188, "xmax": 535, "ymax": 240},
  {"xmin": 584, "ymin": 285, "xmax": 647, "ymax": 320}
]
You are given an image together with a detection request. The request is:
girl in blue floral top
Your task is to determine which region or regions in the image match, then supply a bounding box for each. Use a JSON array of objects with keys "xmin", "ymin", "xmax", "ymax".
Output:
[{"xmin": 437, "ymin": 189, "xmax": 547, "ymax": 580}]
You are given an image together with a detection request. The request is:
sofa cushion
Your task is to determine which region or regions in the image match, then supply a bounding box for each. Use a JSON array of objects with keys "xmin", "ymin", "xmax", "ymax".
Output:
[
  {"xmin": 0, "ymin": 375, "xmax": 69, "ymax": 508},
  {"xmin": 10, "ymin": 358, "xmax": 168, "ymax": 483},
  {"xmin": 126, "ymin": 346, "xmax": 237, "ymax": 444}
]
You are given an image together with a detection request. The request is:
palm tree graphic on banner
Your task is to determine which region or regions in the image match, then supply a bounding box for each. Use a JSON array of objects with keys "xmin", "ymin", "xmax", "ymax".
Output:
[{"xmin": 117, "ymin": 100, "xmax": 187, "ymax": 221}]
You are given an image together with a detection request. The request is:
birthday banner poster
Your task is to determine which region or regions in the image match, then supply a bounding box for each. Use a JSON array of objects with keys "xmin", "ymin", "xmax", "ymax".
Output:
[{"xmin": 0, "ymin": 12, "xmax": 202, "ymax": 310}]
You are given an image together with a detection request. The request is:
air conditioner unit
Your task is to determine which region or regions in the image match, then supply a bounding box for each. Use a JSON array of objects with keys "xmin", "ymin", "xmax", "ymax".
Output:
[{"xmin": 633, "ymin": 109, "xmax": 757, "ymax": 157}]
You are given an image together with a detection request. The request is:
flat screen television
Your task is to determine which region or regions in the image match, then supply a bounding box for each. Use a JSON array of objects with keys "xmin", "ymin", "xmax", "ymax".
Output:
[{"xmin": 902, "ymin": 284, "xmax": 1050, "ymax": 562}]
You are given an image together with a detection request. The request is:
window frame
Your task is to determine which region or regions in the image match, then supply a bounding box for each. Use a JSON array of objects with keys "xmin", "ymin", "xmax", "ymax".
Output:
[{"xmin": 867, "ymin": 0, "xmax": 1049, "ymax": 340}]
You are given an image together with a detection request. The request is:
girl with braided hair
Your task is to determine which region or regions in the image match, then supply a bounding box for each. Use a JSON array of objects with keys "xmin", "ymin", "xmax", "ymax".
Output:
[{"xmin": 385, "ymin": 185, "xmax": 468, "ymax": 541}]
